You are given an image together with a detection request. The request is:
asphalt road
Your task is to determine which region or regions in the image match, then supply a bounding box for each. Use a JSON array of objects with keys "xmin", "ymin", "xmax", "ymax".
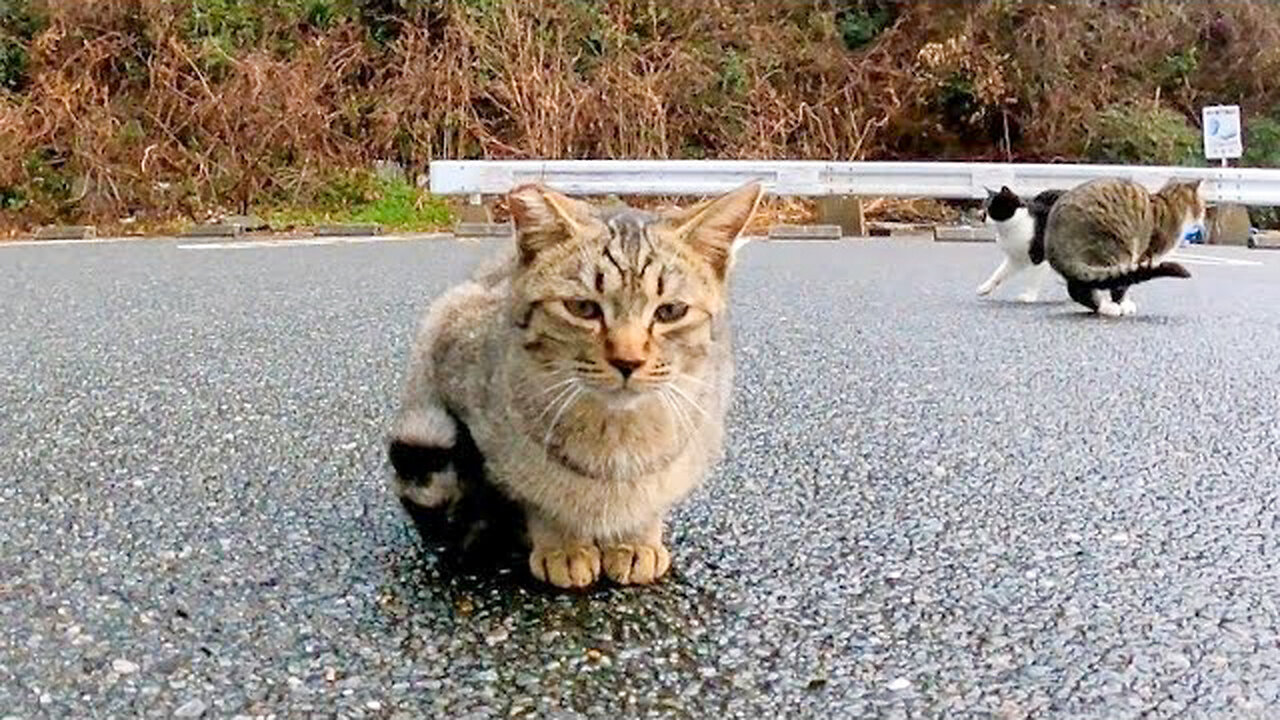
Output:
[{"xmin": 2, "ymin": 234, "xmax": 1279, "ymax": 719}]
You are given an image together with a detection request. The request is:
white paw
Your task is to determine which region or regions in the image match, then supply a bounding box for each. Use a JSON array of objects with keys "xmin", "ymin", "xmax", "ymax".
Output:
[
  {"xmin": 1119, "ymin": 298, "xmax": 1137, "ymax": 316},
  {"xmin": 1015, "ymin": 291, "xmax": 1039, "ymax": 303},
  {"xmin": 1097, "ymin": 301, "xmax": 1123, "ymax": 318},
  {"xmin": 976, "ymin": 283, "xmax": 995, "ymax": 296}
]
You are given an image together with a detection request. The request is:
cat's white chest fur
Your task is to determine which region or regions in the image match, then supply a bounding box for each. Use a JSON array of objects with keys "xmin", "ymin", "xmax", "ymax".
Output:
[
  {"xmin": 992, "ymin": 208, "xmax": 1036, "ymax": 260},
  {"xmin": 977, "ymin": 208, "xmax": 1048, "ymax": 302}
]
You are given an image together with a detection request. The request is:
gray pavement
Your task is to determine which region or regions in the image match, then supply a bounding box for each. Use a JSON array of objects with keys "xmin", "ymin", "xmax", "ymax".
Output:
[{"xmin": 1, "ymin": 235, "xmax": 1279, "ymax": 719}]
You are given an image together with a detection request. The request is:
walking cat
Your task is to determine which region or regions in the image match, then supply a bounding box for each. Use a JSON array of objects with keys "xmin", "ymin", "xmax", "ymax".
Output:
[
  {"xmin": 388, "ymin": 182, "xmax": 762, "ymax": 589},
  {"xmin": 1043, "ymin": 178, "xmax": 1204, "ymax": 317},
  {"xmin": 977, "ymin": 186, "xmax": 1063, "ymax": 302}
]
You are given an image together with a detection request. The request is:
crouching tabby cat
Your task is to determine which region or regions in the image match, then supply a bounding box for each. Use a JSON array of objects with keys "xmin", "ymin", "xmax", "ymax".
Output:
[
  {"xmin": 1044, "ymin": 177, "xmax": 1205, "ymax": 317},
  {"xmin": 977, "ymin": 186, "xmax": 1063, "ymax": 302},
  {"xmin": 388, "ymin": 182, "xmax": 763, "ymax": 589}
]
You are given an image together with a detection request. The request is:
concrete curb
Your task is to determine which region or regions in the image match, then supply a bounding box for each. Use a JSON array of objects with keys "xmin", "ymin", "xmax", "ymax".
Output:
[
  {"xmin": 456, "ymin": 222, "xmax": 513, "ymax": 238},
  {"xmin": 767, "ymin": 224, "xmax": 842, "ymax": 240},
  {"xmin": 869, "ymin": 222, "xmax": 934, "ymax": 237},
  {"xmin": 34, "ymin": 225, "xmax": 97, "ymax": 240},
  {"xmin": 1250, "ymin": 231, "xmax": 1280, "ymax": 249},
  {"xmin": 314, "ymin": 224, "xmax": 384, "ymax": 237},
  {"xmin": 181, "ymin": 224, "xmax": 243, "ymax": 238},
  {"xmin": 934, "ymin": 226, "xmax": 996, "ymax": 243}
]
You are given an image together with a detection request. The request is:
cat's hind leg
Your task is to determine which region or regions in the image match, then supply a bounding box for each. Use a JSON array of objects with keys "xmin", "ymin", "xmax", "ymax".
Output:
[
  {"xmin": 1067, "ymin": 280, "xmax": 1122, "ymax": 316},
  {"xmin": 977, "ymin": 258, "xmax": 1014, "ymax": 296},
  {"xmin": 1111, "ymin": 286, "xmax": 1137, "ymax": 316},
  {"xmin": 1066, "ymin": 280, "xmax": 1099, "ymax": 312}
]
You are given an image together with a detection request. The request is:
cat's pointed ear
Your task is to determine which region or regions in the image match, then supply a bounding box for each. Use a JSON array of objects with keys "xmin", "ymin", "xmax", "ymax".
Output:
[
  {"xmin": 1193, "ymin": 177, "xmax": 1209, "ymax": 200},
  {"xmin": 507, "ymin": 184, "xmax": 599, "ymax": 264},
  {"xmin": 1000, "ymin": 185, "xmax": 1013, "ymax": 195},
  {"xmin": 665, "ymin": 181, "xmax": 764, "ymax": 278}
]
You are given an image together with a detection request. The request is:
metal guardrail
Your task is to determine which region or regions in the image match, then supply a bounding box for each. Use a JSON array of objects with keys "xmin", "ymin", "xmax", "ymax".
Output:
[{"xmin": 430, "ymin": 160, "xmax": 1280, "ymax": 205}]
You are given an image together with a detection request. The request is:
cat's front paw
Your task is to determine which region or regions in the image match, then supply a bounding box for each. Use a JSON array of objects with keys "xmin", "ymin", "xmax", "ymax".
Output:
[
  {"xmin": 976, "ymin": 282, "xmax": 995, "ymax": 296},
  {"xmin": 602, "ymin": 543, "xmax": 672, "ymax": 585},
  {"xmin": 529, "ymin": 544, "xmax": 602, "ymax": 589},
  {"xmin": 1015, "ymin": 291, "xmax": 1039, "ymax": 303},
  {"xmin": 1119, "ymin": 298, "xmax": 1138, "ymax": 316}
]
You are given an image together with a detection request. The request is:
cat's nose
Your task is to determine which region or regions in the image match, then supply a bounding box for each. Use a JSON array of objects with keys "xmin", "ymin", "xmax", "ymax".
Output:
[{"xmin": 608, "ymin": 357, "xmax": 644, "ymax": 379}]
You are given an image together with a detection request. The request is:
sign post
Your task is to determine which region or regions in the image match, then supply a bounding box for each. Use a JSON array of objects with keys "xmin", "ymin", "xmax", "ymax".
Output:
[{"xmin": 1202, "ymin": 105, "xmax": 1243, "ymax": 167}]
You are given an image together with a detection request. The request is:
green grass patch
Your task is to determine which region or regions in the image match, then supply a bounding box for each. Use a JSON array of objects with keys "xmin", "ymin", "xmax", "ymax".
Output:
[{"xmin": 262, "ymin": 174, "xmax": 454, "ymax": 232}]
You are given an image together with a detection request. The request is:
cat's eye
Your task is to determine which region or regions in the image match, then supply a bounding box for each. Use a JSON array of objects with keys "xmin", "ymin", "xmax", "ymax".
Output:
[
  {"xmin": 563, "ymin": 298, "xmax": 603, "ymax": 320},
  {"xmin": 654, "ymin": 302, "xmax": 689, "ymax": 323}
]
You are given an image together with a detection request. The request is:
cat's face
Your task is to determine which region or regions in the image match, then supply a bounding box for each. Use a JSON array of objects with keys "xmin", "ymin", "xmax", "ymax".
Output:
[
  {"xmin": 983, "ymin": 186, "xmax": 1023, "ymax": 223},
  {"xmin": 507, "ymin": 183, "xmax": 761, "ymax": 404},
  {"xmin": 1160, "ymin": 178, "xmax": 1208, "ymax": 230}
]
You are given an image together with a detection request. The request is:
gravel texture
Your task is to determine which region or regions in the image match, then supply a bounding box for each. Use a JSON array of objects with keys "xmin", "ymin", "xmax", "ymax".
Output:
[{"xmin": 1, "ymin": 236, "xmax": 1278, "ymax": 718}]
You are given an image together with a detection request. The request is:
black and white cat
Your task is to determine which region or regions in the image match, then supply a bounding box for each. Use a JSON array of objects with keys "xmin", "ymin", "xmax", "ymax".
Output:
[{"xmin": 977, "ymin": 186, "xmax": 1063, "ymax": 302}]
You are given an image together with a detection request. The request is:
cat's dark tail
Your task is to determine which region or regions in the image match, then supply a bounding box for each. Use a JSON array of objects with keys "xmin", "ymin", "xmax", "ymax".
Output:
[{"xmin": 1077, "ymin": 261, "xmax": 1192, "ymax": 289}]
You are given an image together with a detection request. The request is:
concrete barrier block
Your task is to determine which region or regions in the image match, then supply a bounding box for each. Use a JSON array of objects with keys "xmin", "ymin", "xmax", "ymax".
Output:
[
  {"xmin": 934, "ymin": 225, "xmax": 996, "ymax": 242},
  {"xmin": 34, "ymin": 225, "xmax": 97, "ymax": 240},
  {"xmin": 456, "ymin": 222, "xmax": 513, "ymax": 238},
  {"xmin": 767, "ymin": 224, "xmax": 842, "ymax": 240},
  {"xmin": 314, "ymin": 224, "xmax": 384, "ymax": 237},
  {"xmin": 1250, "ymin": 230, "xmax": 1280, "ymax": 249},
  {"xmin": 181, "ymin": 224, "xmax": 243, "ymax": 238},
  {"xmin": 869, "ymin": 222, "xmax": 935, "ymax": 237}
]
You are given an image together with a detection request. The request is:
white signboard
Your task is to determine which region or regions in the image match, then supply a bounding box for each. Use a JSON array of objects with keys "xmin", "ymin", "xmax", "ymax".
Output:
[{"xmin": 1202, "ymin": 105, "xmax": 1243, "ymax": 160}]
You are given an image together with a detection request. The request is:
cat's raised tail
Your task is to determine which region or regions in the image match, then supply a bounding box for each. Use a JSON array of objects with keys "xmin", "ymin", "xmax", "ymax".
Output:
[{"xmin": 1074, "ymin": 261, "xmax": 1192, "ymax": 289}]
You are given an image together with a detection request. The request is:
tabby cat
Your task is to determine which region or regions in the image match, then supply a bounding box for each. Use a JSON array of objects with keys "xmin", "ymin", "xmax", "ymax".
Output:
[
  {"xmin": 977, "ymin": 186, "xmax": 1063, "ymax": 302},
  {"xmin": 388, "ymin": 182, "xmax": 762, "ymax": 589},
  {"xmin": 1043, "ymin": 177, "xmax": 1204, "ymax": 316}
]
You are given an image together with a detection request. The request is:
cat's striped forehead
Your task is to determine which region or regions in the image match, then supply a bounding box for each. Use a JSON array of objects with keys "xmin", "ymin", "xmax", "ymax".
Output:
[{"xmin": 584, "ymin": 209, "xmax": 673, "ymax": 291}]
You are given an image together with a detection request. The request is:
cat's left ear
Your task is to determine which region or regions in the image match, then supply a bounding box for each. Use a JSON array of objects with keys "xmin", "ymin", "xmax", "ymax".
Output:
[{"xmin": 665, "ymin": 181, "xmax": 764, "ymax": 278}]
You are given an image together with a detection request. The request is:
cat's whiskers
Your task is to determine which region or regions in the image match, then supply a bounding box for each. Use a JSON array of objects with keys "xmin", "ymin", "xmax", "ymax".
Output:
[
  {"xmin": 532, "ymin": 375, "xmax": 579, "ymax": 400},
  {"xmin": 543, "ymin": 385, "xmax": 583, "ymax": 449},
  {"xmin": 535, "ymin": 380, "xmax": 580, "ymax": 425},
  {"xmin": 666, "ymin": 382, "xmax": 709, "ymax": 418},
  {"xmin": 674, "ymin": 372, "xmax": 714, "ymax": 390},
  {"xmin": 656, "ymin": 387, "xmax": 686, "ymax": 436},
  {"xmin": 660, "ymin": 386, "xmax": 696, "ymax": 435}
]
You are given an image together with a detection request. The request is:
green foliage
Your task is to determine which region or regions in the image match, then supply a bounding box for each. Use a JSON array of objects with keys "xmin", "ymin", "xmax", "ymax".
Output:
[
  {"xmin": 1086, "ymin": 103, "xmax": 1201, "ymax": 166},
  {"xmin": 935, "ymin": 73, "xmax": 981, "ymax": 129},
  {"xmin": 1243, "ymin": 115, "xmax": 1280, "ymax": 168},
  {"xmin": 0, "ymin": 36, "xmax": 25, "ymax": 91},
  {"xmin": 1158, "ymin": 46, "xmax": 1199, "ymax": 90},
  {"xmin": 718, "ymin": 50, "xmax": 748, "ymax": 98},
  {"xmin": 0, "ymin": 184, "xmax": 25, "ymax": 211},
  {"xmin": 1243, "ymin": 115, "xmax": 1280, "ymax": 229},
  {"xmin": 0, "ymin": 0, "xmax": 45, "ymax": 93},
  {"xmin": 265, "ymin": 172, "xmax": 453, "ymax": 231},
  {"xmin": 23, "ymin": 149, "xmax": 73, "ymax": 205},
  {"xmin": 836, "ymin": 0, "xmax": 895, "ymax": 51}
]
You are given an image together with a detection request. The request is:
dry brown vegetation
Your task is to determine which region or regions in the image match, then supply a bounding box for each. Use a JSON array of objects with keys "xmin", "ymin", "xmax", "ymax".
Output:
[{"xmin": 3, "ymin": 0, "xmax": 1280, "ymax": 234}]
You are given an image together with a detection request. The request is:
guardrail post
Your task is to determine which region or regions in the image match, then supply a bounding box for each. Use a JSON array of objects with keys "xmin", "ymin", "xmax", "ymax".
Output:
[
  {"xmin": 815, "ymin": 196, "xmax": 866, "ymax": 237},
  {"xmin": 1207, "ymin": 204, "xmax": 1251, "ymax": 246},
  {"xmin": 457, "ymin": 193, "xmax": 491, "ymax": 223}
]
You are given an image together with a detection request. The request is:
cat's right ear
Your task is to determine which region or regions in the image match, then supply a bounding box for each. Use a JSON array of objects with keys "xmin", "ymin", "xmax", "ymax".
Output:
[{"xmin": 507, "ymin": 184, "xmax": 598, "ymax": 264}]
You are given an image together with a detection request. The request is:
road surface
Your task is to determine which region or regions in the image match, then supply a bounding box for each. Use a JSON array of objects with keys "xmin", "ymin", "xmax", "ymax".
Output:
[{"xmin": 2, "ymin": 234, "xmax": 1278, "ymax": 719}]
